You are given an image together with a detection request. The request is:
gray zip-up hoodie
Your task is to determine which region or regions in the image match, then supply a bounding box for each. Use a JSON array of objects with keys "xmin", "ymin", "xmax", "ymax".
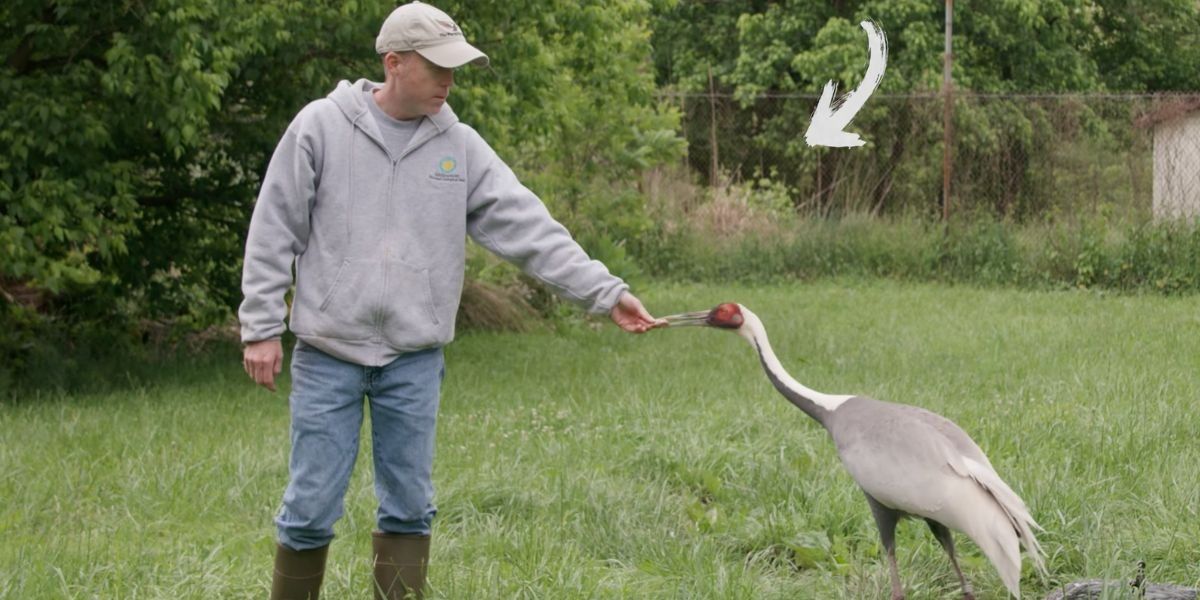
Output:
[{"xmin": 239, "ymin": 79, "xmax": 628, "ymax": 366}]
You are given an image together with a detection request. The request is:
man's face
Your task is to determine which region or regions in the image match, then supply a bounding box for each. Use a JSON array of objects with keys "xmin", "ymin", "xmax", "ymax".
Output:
[{"xmin": 390, "ymin": 52, "xmax": 454, "ymax": 118}]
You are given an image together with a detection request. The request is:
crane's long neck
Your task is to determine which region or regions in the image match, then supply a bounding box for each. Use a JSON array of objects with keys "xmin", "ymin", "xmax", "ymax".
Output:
[{"xmin": 740, "ymin": 312, "xmax": 850, "ymax": 427}]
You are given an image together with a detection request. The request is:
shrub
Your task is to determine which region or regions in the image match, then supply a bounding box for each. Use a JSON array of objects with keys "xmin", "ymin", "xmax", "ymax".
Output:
[{"xmin": 633, "ymin": 168, "xmax": 1200, "ymax": 296}]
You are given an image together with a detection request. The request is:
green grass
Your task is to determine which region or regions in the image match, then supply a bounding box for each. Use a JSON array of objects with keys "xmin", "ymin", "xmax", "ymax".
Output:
[
  {"xmin": 3, "ymin": 280, "xmax": 1199, "ymax": 599},
  {"xmin": 634, "ymin": 213, "xmax": 1200, "ymax": 296}
]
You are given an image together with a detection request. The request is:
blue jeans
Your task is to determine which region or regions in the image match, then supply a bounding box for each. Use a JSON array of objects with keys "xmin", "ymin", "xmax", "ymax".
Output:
[{"xmin": 276, "ymin": 341, "xmax": 444, "ymax": 551}]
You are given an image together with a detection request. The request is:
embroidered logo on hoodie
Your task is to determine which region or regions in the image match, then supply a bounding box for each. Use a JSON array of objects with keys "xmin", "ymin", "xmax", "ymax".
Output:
[{"xmin": 430, "ymin": 156, "xmax": 465, "ymax": 183}]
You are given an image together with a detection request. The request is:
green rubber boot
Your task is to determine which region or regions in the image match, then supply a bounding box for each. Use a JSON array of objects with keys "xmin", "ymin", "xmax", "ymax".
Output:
[
  {"xmin": 372, "ymin": 532, "xmax": 430, "ymax": 600},
  {"xmin": 270, "ymin": 543, "xmax": 328, "ymax": 600}
]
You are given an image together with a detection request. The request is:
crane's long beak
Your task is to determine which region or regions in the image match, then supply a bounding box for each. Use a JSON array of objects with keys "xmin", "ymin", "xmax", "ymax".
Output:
[{"xmin": 659, "ymin": 310, "xmax": 710, "ymax": 327}]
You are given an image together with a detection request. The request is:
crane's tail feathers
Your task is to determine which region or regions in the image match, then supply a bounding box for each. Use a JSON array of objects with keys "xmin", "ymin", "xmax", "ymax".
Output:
[
  {"xmin": 975, "ymin": 506, "xmax": 1023, "ymax": 597},
  {"xmin": 963, "ymin": 458, "xmax": 1049, "ymax": 580}
]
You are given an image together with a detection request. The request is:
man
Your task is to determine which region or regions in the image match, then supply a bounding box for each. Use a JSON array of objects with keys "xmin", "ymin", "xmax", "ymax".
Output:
[{"xmin": 238, "ymin": 2, "xmax": 662, "ymax": 598}]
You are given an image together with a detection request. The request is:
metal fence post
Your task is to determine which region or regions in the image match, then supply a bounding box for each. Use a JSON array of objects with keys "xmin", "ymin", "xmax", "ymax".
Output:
[
  {"xmin": 943, "ymin": 0, "xmax": 954, "ymax": 221},
  {"xmin": 708, "ymin": 65, "xmax": 720, "ymax": 188}
]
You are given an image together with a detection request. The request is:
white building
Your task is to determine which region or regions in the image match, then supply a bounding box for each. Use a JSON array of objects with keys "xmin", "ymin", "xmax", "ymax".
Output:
[{"xmin": 1139, "ymin": 98, "xmax": 1200, "ymax": 220}]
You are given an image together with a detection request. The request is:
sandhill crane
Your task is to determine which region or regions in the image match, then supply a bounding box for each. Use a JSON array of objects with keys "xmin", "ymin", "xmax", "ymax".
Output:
[{"xmin": 661, "ymin": 303, "xmax": 1048, "ymax": 599}]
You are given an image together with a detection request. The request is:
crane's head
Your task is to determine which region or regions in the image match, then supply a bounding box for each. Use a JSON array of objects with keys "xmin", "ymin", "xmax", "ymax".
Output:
[{"xmin": 660, "ymin": 302, "xmax": 745, "ymax": 330}]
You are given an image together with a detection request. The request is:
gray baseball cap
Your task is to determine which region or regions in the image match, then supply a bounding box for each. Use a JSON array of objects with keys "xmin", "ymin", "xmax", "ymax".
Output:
[{"xmin": 375, "ymin": 2, "xmax": 489, "ymax": 68}]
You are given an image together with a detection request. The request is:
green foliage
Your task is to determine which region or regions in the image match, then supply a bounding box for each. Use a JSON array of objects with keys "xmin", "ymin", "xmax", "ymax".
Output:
[
  {"xmin": 954, "ymin": 0, "xmax": 1100, "ymax": 92},
  {"xmin": 650, "ymin": 1, "xmax": 1199, "ymax": 218},
  {"xmin": 1, "ymin": 0, "xmax": 381, "ymax": 374},
  {"xmin": 1093, "ymin": 0, "xmax": 1200, "ymax": 91},
  {"xmin": 1082, "ymin": 219, "xmax": 1200, "ymax": 292},
  {"xmin": 635, "ymin": 202, "xmax": 1200, "ymax": 295},
  {"xmin": 655, "ymin": 0, "xmax": 1197, "ymax": 96},
  {"xmin": 1, "ymin": 0, "xmax": 681, "ymax": 379},
  {"xmin": 935, "ymin": 218, "xmax": 1023, "ymax": 285},
  {"xmin": 446, "ymin": 1, "xmax": 683, "ymax": 240},
  {"xmin": 5, "ymin": 0, "xmax": 1199, "ymax": 382}
]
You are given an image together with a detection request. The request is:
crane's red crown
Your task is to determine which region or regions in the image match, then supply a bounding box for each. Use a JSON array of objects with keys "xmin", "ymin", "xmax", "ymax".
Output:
[{"xmin": 707, "ymin": 303, "xmax": 744, "ymax": 329}]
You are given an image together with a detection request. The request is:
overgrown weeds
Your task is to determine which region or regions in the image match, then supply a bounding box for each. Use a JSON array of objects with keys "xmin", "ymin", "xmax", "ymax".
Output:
[{"xmin": 632, "ymin": 166, "xmax": 1200, "ymax": 294}]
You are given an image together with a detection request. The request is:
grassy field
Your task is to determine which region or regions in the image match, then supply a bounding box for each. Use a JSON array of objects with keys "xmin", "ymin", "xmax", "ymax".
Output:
[{"xmin": 2, "ymin": 280, "xmax": 1199, "ymax": 599}]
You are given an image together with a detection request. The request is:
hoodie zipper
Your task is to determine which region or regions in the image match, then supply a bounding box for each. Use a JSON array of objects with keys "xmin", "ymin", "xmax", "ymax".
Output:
[
  {"xmin": 347, "ymin": 83, "xmax": 444, "ymax": 341},
  {"xmin": 373, "ymin": 159, "xmax": 400, "ymax": 341}
]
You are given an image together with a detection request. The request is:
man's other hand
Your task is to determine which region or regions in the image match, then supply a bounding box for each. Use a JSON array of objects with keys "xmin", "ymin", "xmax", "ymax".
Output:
[{"xmin": 243, "ymin": 339, "xmax": 283, "ymax": 392}]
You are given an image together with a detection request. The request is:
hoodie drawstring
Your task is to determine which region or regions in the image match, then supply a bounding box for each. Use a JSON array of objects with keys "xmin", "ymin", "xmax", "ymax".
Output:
[{"xmin": 345, "ymin": 116, "xmax": 358, "ymax": 248}]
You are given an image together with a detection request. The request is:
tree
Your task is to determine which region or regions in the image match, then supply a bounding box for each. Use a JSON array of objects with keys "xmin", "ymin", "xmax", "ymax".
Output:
[
  {"xmin": 1, "ymin": 0, "xmax": 680, "ymax": 383},
  {"xmin": 650, "ymin": 0, "xmax": 1196, "ymax": 218},
  {"xmin": 1092, "ymin": 0, "xmax": 1200, "ymax": 91}
]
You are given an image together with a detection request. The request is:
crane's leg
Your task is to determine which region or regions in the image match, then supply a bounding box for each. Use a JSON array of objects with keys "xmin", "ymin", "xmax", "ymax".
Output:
[
  {"xmin": 864, "ymin": 494, "xmax": 904, "ymax": 600},
  {"xmin": 924, "ymin": 518, "xmax": 975, "ymax": 600}
]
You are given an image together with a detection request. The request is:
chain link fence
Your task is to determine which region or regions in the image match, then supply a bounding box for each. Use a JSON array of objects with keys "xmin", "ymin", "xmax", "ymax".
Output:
[{"xmin": 660, "ymin": 91, "xmax": 1200, "ymax": 222}]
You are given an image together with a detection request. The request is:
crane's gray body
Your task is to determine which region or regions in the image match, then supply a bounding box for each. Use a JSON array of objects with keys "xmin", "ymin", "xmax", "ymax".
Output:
[
  {"xmin": 825, "ymin": 396, "xmax": 992, "ymax": 517},
  {"xmin": 764, "ymin": 357, "xmax": 997, "ymax": 528},
  {"xmin": 747, "ymin": 313, "xmax": 1044, "ymax": 598},
  {"xmin": 661, "ymin": 303, "xmax": 1047, "ymax": 597}
]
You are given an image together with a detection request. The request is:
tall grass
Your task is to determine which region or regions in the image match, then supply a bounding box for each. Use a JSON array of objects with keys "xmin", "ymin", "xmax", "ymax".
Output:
[
  {"xmin": 633, "ymin": 167, "xmax": 1200, "ymax": 295},
  {"xmin": 3, "ymin": 281, "xmax": 1199, "ymax": 598}
]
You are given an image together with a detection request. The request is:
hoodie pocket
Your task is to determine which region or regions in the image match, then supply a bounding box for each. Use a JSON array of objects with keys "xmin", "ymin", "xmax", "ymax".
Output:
[
  {"xmin": 309, "ymin": 258, "xmax": 442, "ymax": 346},
  {"xmin": 314, "ymin": 259, "xmax": 385, "ymax": 341},
  {"xmin": 318, "ymin": 260, "xmax": 351, "ymax": 312},
  {"xmin": 380, "ymin": 260, "xmax": 443, "ymax": 348}
]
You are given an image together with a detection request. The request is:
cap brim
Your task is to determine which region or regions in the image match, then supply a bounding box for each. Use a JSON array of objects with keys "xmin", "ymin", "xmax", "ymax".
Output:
[{"xmin": 417, "ymin": 42, "xmax": 489, "ymax": 68}]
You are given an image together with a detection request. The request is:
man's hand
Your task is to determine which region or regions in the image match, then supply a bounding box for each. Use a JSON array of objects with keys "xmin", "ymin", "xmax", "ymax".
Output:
[
  {"xmin": 243, "ymin": 339, "xmax": 283, "ymax": 392},
  {"xmin": 609, "ymin": 291, "xmax": 666, "ymax": 334}
]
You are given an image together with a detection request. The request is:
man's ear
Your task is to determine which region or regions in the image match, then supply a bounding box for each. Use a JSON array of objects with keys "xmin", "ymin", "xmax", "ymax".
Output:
[{"xmin": 383, "ymin": 51, "xmax": 403, "ymax": 75}]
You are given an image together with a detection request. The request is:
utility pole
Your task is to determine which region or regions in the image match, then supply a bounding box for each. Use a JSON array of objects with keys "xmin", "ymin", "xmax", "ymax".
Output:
[
  {"xmin": 942, "ymin": 0, "xmax": 954, "ymax": 221},
  {"xmin": 708, "ymin": 65, "xmax": 720, "ymax": 188}
]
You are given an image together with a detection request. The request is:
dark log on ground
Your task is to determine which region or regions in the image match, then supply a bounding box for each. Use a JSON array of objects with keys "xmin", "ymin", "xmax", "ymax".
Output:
[{"xmin": 1044, "ymin": 580, "xmax": 1198, "ymax": 600}]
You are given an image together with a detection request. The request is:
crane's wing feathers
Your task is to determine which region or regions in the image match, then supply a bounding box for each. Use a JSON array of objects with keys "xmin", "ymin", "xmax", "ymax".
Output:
[
  {"xmin": 827, "ymin": 397, "xmax": 1047, "ymax": 594},
  {"xmin": 908, "ymin": 405, "xmax": 996, "ymax": 471}
]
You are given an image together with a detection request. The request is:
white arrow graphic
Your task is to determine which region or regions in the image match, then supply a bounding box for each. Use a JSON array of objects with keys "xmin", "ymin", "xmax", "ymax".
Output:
[{"xmin": 805, "ymin": 20, "xmax": 888, "ymax": 148}]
